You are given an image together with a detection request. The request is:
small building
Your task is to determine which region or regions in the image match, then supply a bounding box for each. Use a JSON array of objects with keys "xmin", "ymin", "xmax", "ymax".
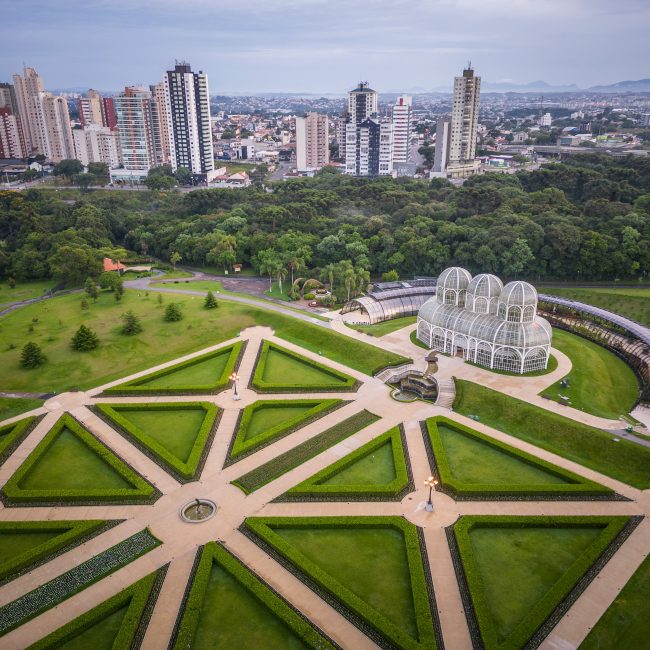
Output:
[{"xmin": 103, "ymin": 257, "xmax": 126, "ymax": 273}]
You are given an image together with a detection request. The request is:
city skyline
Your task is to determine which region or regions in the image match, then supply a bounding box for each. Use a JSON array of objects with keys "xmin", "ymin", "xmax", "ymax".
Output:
[{"xmin": 2, "ymin": 0, "xmax": 649, "ymax": 94}]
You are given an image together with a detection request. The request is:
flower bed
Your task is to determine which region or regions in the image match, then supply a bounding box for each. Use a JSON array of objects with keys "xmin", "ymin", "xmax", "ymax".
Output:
[
  {"xmin": 250, "ymin": 341, "xmax": 358, "ymax": 392},
  {"xmin": 170, "ymin": 542, "xmax": 335, "ymax": 649},
  {"xmin": 93, "ymin": 402, "xmax": 221, "ymax": 482},
  {"xmin": 102, "ymin": 340, "xmax": 244, "ymax": 396},
  {"xmin": 225, "ymin": 398, "xmax": 345, "ymax": 466},
  {"xmin": 423, "ymin": 416, "xmax": 614, "ymax": 499},
  {"xmin": 232, "ymin": 410, "xmax": 380, "ymax": 494}
]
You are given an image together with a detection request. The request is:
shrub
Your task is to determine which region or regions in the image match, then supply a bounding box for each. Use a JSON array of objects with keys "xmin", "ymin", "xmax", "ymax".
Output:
[
  {"xmin": 20, "ymin": 342, "xmax": 46, "ymax": 369},
  {"xmin": 121, "ymin": 310, "xmax": 143, "ymax": 335},
  {"xmin": 164, "ymin": 302, "xmax": 183, "ymax": 321},
  {"xmin": 204, "ymin": 291, "xmax": 218, "ymax": 309},
  {"xmin": 381, "ymin": 269, "xmax": 399, "ymax": 282},
  {"xmin": 304, "ymin": 292, "xmax": 315, "ymax": 300},
  {"xmin": 70, "ymin": 324, "xmax": 99, "ymax": 351},
  {"xmin": 84, "ymin": 277, "xmax": 98, "ymax": 301},
  {"xmin": 157, "ymin": 293, "xmax": 163, "ymax": 305},
  {"xmin": 80, "ymin": 298, "xmax": 89, "ymax": 310}
]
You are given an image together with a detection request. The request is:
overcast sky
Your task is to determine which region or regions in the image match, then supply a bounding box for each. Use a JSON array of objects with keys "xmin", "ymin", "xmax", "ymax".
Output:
[{"xmin": 2, "ymin": 0, "xmax": 648, "ymax": 93}]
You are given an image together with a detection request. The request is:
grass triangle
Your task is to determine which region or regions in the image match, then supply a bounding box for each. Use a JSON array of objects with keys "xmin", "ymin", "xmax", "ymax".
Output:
[
  {"xmin": 284, "ymin": 427, "xmax": 411, "ymax": 500},
  {"xmin": 1, "ymin": 414, "xmax": 155, "ymax": 504},
  {"xmin": 95, "ymin": 402, "xmax": 219, "ymax": 481},
  {"xmin": 453, "ymin": 515, "xmax": 630, "ymax": 649},
  {"xmin": 29, "ymin": 569, "xmax": 163, "ymax": 650},
  {"xmin": 226, "ymin": 398, "xmax": 342, "ymax": 463},
  {"xmin": 171, "ymin": 542, "xmax": 335, "ymax": 649},
  {"xmin": 425, "ymin": 417, "xmax": 613, "ymax": 498},
  {"xmin": 245, "ymin": 516, "xmax": 438, "ymax": 649},
  {"xmin": 104, "ymin": 341, "xmax": 243, "ymax": 395},
  {"xmin": 251, "ymin": 341, "xmax": 356, "ymax": 392},
  {"xmin": 0, "ymin": 520, "xmax": 107, "ymax": 584},
  {"xmin": 0, "ymin": 416, "xmax": 38, "ymax": 465}
]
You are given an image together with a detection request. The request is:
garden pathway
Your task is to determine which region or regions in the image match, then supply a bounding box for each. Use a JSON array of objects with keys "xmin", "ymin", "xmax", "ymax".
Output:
[{"xmin": 0, "ymin": 327, "xmax": 647, "ymax": 649}]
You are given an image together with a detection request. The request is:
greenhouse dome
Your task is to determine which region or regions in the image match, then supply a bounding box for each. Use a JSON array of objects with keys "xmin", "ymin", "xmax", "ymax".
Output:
[{"xmin": 417, "ymin": 268, "xmax": 552, "ymax": 374}]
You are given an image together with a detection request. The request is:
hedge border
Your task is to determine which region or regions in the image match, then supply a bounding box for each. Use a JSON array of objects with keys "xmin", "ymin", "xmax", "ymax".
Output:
[
  {"xmin": 1, "ymin": 413, "xmax": 159, "ymax": 506},
  {"xmin": 92, "ymin": 402, "xmax": 221, "ymax": 483},
  {"xmin": 0, "ymin": 528, "xmax": 161, "ymax": 636},
  {"xmin": 277, "ymin": 425, "xmax": 414, "ymax": 502},
  {"xmin": 170, "ymin": 542, "xmax": 338, "ymax": 650},
  {"xmin": 250, "ymin": 340, "xmax": 359, "ymax": 393},
  {"xmin": 243, "ymin": 516, "xmax": 440, "ymax": 650},
  {"xmin": 27, "ymin": 563, "xmax": 168, "ymax": 650},
  {"xmin": 422, "ymin": 417, "xmax": 620, "ymax": 501},
  {"xmin": 224, "ymin": 398, "xmax": 346, "ymax": 467},
  {"xmin": 101, "ymin": 340, "xmax": 245, "ymax": 396},
  {"xmin": 231, "ymin": 409, "xmax": 380, "ymax": 494},
  {"xmin": 0, "ymin": 519, "xmax": 120, "ymax": 587},
  {"xmin": 0, "ymin": 415, "xmax": 43, "ymax": 469},
  {"xmin": 447, "ymin": 515, "xmax": 640, "ymax": 650}
]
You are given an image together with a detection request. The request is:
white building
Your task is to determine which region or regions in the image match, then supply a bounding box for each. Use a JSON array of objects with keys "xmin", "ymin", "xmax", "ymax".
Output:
[
  {"xmin": 345, "ymin": 116, "xmax": 392, "ymax": 176},
  {"xmin": 391, "ymin": 95, "xmax": 412, "ymax": 165},
  {"xmin": 540, "ymin": 112, "xmax": 552, "ymax": 127},
  {"xmin": 113, "ymin": 86, "xmax": 157, "ymax": 172},
  {"xmin": 78, "ymin": 90, "xmax": 104, "ymax": 127},
  {"xmin": 163, "ymin": 62, "xmax": 215, "ymax": 179},
  {"xmin": 73, "ymin": 124, "xmax": 121, "ymax": 168},
  {"xmin": 296, "ymin": 112, "xmax": 329, "ymax": 171},
  {"xmin": 449, "ymin": 65, "xmax": 481, "ymax": 165},
  {"xmin": 150, "ymin": 82, "xmax": 172, "ymax": 165},
  {"xmin": 432, "ymin": 119, "xmax": 451, "ymax": 175},
  {"xmin": 416, "ymin": 267, "xmax": 552, "ymax": 374}
]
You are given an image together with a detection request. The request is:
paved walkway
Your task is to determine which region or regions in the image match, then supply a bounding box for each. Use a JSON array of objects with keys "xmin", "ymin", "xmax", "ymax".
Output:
[{"xmin": 0, "ymin": 326, "xmax": 647, "ymax": 649}]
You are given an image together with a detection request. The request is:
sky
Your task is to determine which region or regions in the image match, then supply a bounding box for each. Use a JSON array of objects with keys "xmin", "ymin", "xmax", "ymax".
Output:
[{"xmin": 1, "ymin": 0, "xmax": 649, "ymax": 94}]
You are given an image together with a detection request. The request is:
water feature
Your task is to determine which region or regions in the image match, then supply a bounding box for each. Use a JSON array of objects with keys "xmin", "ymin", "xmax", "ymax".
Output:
[{"xmin": 180, "ymin": 498, "xmax": 217, "ymax": 523}]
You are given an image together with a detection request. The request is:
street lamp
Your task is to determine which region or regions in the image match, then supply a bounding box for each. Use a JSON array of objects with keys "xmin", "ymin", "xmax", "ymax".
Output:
[
  {"xmin": 424, "ymin": 476, "xmax": 438, "ymax": 512},
  {"xmin": 229, "ymin": 372, "xmax": 241, "ymax": 401}
]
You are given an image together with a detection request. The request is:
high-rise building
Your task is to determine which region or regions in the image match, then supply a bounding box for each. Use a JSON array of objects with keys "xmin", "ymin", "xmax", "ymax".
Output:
[
  {"xmin": 73, "ymin": 124, "xmax": 121, "ymax": 168},
  {"xmin": 432, "ymin": 119, "xmax": 451, "ymax": 174},
  {"xmin": 40, "ymin": 94, "xmax": 75, "ymax": 162},
  {"xmin": 295, "ymin": 112, "xmax": 329, "ymax": 171},
  {"xmin": 78, "ymin": 89, "xmax": 104, "ymax": 127},
  {"xmin": 0, "ymin": 107, "xmax": 27, "ymax": 159},
  {"xmin": 150, "ymin": 82, "xmax": 171, "ymax": 165},
  {"xmin": 113, "ymin": 86, "xmax": 157, "ymax": 172},
  {"xmin": 347, "ymin": 82, "xmax": 378, "ymax": 124},
  {"xmin": 12, "ymin": 67, "xmax": 44, "ymax": 154},
  {"xmin": 102, "ymin": 97, "xmax": 117, "ymax": 129},
  {"xmin": 540, "ymin": 112, "xmax": 552, "ymax": 127},
  {"xmin": 449, "ymin": 65, "xmax": 481, "ymax": 165},
  {"xmin": 163, "ymin": 62, "xmax": 215, "ymax": 178},
  {"xmin": 391, "ymin": 95, "xmax": 412, "ymax": 164}
]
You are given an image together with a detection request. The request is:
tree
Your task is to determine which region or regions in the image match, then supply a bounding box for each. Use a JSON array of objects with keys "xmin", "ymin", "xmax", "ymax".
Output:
[
  {"xmin": 84, "ymin": 276, "xmax": 99, "ymax": 301},
  {"xmin": 87, "ymin": 162, "xmax": 109, "ymax": 178},
  {"xmin": 170, "ymin": 251, "xmax": 182, "ymax": 270},
  {"xmin": 70, "ymin": 324, "xmax": 99, "ymax": 351},
  {"xmin": 99, "ymin": 272, "xmax": 121, "ymax": 291},
  {"xmin": 53, "ymin": 159, "xmax": 83, "ymax": 181},
  {"xmin": 175, "ymin": 167, "xmax": 193, "ymax": 186},
  {"xmin": 113, "ymin": 277, "xmax": 124, "ymax": 302},
  {"xmin": 204, "ymin": 291, "xmax": 218, "ymax": 309},
  {"xmin": 320, "ymin": 263, "xmax": 337, "ymax": 292},
  {"xmin": 501, "ymin": 238, "xmax": 534, "ymax": 278},
  {"xmin": 164, "ymin": 302, "xmax": 183, "ymax": 321},
  {"xmin": 256, "ymin": 249, "xmax": 283, "ymax": 291},
  {"xmin": 206, "ymin": 234, "xmax": 237, "ymax": 273},
  {"xmin": 121, "ymin": 310, "xmax": 143, "ymax": 335},
  {"xmin": 48, "ymin": 246, "xmax": 102, "ymax": 287},
  {"xmin": 20, "ymin": 342, "xmax": 46, "ymax": 369},
  {"xmin": 381, "ymin": 269, "xmax": 399, "ymax": 282},
  {"xmin": 21, "ymin": 168, "xmax": 39, "ymax": 183}
]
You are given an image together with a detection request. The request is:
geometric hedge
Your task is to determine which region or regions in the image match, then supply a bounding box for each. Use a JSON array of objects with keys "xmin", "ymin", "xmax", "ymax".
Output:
[{"xmin": 0, "ymin": 416, "xmax": 38, "ymax": 467}]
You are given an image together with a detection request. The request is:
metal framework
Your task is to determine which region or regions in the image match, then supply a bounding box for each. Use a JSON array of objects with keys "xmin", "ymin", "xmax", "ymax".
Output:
[
  {"xmin": 416, "ymin": 268, "xmax": 552, "ymax": 374},
  {"xmin": 342, "ymin": 285, "xmax": 435, "ymax": 324}
]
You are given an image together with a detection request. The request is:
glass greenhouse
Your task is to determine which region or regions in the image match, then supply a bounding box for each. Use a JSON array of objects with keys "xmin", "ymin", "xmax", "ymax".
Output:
[
  {"xmin": 341, "ymin": 286, "xmax": 435, "ymax": 323},
  {"xmin": 416, "ymin": 267, "xmax": 552, "ymax": 374}
]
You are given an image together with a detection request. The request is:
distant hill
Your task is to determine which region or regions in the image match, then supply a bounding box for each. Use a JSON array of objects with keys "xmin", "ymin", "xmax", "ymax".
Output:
[{"xmin": 587, "ymin": 78, "xmax": 650, "ymax": 93}]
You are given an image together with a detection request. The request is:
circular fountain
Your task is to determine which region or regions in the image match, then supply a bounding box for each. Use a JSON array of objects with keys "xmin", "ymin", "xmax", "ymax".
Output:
[{"xmin": 180, "ymin": 498, "xmax": 217, "ymax": 523}]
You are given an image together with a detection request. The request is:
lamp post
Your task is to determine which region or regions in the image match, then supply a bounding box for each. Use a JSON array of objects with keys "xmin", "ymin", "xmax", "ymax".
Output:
[
  {"xmin": 229, "ymin": 372, "xmax": 241, "ymax": 401},
  {"xmin": 424, "ymin": 476, "xmax": 438, "ymax": 512}
]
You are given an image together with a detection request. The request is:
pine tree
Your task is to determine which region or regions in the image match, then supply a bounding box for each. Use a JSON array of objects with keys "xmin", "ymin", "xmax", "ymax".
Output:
[
  {"xmin": 204, "ymin": 291, "xmax": 218, "ymax": 309},
  {"xmin": 157, "ymin": 293, "xmax": 164, "ymax": 305},
  {"xmin": 121, "ymin": 310, "xmax": 143, "ymax": 335},
  {"xmin": 80, "ymin": 298, "xmax": 89, "ymax": 310},
  {"xmin": 164, "ymin": 302, "xmax": 183, "ymax": 322},
  {"xmin": 70, "ymin": 324, "xmax": 99, "ymax": 351},
  {"xmin": 84, "ymin": 277, "xmax": 98, "ymax": 302},
  {"xmin": 20, "ymin": 342, "xmax": 46, "ymax": 369}
]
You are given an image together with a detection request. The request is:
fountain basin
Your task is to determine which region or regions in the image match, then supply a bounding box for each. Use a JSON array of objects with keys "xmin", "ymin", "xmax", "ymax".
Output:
[{"xmin": 180, "ymin": 498, "xmax": 217, "ymax": 523}]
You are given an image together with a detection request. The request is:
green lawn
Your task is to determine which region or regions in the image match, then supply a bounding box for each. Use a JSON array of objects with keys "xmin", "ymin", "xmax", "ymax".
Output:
[
  {"xmin": 0, "ymin": 397, "xmax": 43, "ymax": 421},
  {"xmin": 543, "ymin": 286, "xmax": 650, "ymax": 326},
  {"xmin": 542, "ymin": 329, "xmax": 639, "ymax": 419},
  {"xmin": 453, "ymin": 380, "xmax": 650, "ymax": 488},
  {"xmin": 0, "ymin": 280, "xmax": 56, "ymax": 306},
  {"xmin": 18, "ymin": 427, "xmax": 132, "ymax": 491},
  {"xmin": 150, "ymin": 280, "xmax": 224, "ymax": 292},
  {"xmin": 0, "ymin": 290, "xmax": 407, "ymax": 392},
  {"xmin": 580, "ymin": 554, "xmax": 650, "ymax": 649},
  {"xmin": 245, "ymin": 404, "xmax": 314, "ymax": 441},
  {"xmin": 53, "ymin": 607, "xmax": 128, "ymax": 650},
  {"xmin": 261, "ymin": 347, "xmax": 350, "ymax": 387},
  {"xmin": 410, "ymin": 330, "xmax": 429, "ymax": 350},
  {"xmin": 352, "ymin": 316, "xmax": 417, "ymax": 337},
  {"xmin": 0, "ymin": 530, "xmax": 60, "ymax": 558},
  {"xmin": 265, "ymin": 281, "xmax": 292, "ymax": 302},
  {"xmin": 155, "ymin": 269, "xmax": 194, "ymax": 280},
  {"xmin": 320, "ymin": 440, "xmax": 396, "ymax": 486},
  {"xmin": 191, "ymin": 563, "xmax": 308, "ymax": 650}
]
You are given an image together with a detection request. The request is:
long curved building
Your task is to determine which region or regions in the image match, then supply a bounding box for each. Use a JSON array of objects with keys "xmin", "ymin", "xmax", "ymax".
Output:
[{"xmin": 416, "ymin": 267, "xmax": 552, "ymax": 374}]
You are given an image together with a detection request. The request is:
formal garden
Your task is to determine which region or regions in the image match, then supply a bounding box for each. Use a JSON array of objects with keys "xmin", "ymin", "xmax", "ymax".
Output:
[{"xmin": 0, "ymin": 310, "xmax": 647, "ymax": 650}]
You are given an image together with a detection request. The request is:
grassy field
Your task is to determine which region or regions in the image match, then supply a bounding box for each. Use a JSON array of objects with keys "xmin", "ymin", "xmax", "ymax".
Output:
[
  {"xmin": 0, "ymin": 290, "xmax": 407, "ymax": 393},
  {"xmin": 133, "ymin": 352, "xmax": 231, "ymax": 390},
  {"xmin": 351, "ymin": 316, "xmax": 417, "ymax": 337},
  {"xmin": 410, "ymin": 330, "xmax": 429, "ymax": 350},
  {"xmin": 0, "ymin": 397, "xmax": 43, "ymax": 421},
  {"xmin": 155, "ymin": 269, "xmax": 194, "ymax": 280},
  {"xmin": 150, "ymin": 280, "xmax": 224, "ymax": 292},
  {"xmin": 453, "ymin": 380, "xmax": 650, "ymax": 488},
  {"xmin": 244, "ymin": 404, "xmax": 315, "ymax": 441},
  {"xmin": 320, "ymin": 439, "xmax": 396, "ymax": 486},
  {"xmin": 580, "ymin": 554, "xmax": 650, "ymax": 649},
  {"xmin": 261, "ymin": 347, "xmax": 350, "ymax": 387},
  {"xmin": 0, "ymin": 280, "xmax": 56, "ymax": 306},
  {"xmin": 265, "ymin": 281, "xmax": 292, "ymax": 301},
  {"xmin": 542, "ymin": 286, "xmax": 650, "ymax": 326},
  {"xmin": 542, "ymin": 329, "xmax": 639, "ymax": 419}
]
